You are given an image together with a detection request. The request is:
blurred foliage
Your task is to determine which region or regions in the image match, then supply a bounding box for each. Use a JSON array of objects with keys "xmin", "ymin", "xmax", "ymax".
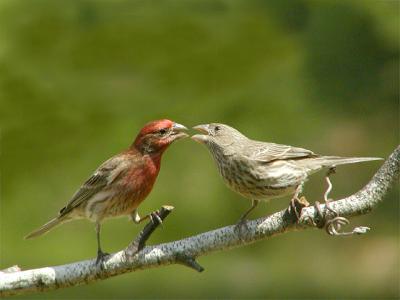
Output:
[{"xmin": 0, "ymin": 0, "xmax": 398, "ymax": 298}]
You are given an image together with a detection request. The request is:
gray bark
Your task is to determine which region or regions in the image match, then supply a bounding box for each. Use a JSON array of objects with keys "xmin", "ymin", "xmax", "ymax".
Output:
[{"xmin": 1, "ymin": 146, "xmax": 398, "ymax": 298}]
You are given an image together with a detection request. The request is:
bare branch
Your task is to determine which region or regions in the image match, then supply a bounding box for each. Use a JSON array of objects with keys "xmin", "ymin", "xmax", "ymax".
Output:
[
  {"xmin": 125, "ymin": 205, "xmax": 174, "ymax": 256},
  {"xmin": 1, "ymin": 146, "xmax": 398, "ymax": 297}
]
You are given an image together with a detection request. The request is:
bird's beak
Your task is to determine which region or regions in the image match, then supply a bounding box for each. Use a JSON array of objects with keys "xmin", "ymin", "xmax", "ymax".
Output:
[
  {"xmin": 192, "ymin": 124, "xmax": 210, "ymax": 134},
  {"xmin": 173, "ymin": 122, "xmax": 188, "ymax": 132},
  {"xmin": 171, "ymin": 123, "xmax": 189, "ymax": 140},
  {"xmin": 191, "ymin": 124, "xmax": 210, "ymax": 144}
]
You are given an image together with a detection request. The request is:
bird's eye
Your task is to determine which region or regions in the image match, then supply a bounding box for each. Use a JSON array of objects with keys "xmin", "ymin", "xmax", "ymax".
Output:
[
  {"xmin": 158, "ymin": 128, "xmax": 167, "ymax": 135},
  {"xmin": 214, "ymin": 126, "xmax": 221, "ymax": 132}
]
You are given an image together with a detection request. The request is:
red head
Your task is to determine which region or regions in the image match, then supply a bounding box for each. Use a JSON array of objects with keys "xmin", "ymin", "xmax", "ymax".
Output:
[{"xmin": 133, "ymin": 119, "xmax": 188, "ymax": 154}]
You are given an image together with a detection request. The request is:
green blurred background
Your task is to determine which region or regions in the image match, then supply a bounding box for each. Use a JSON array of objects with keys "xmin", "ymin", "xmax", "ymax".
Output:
[{"xmin": 0, "ymin": 0, "xmax": 398, "ymax": 298}]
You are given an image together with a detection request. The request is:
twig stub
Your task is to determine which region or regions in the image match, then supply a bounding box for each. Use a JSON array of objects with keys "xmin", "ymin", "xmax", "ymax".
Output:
[
  {"xmin": 125, "ymin": 205, "xmax": 174, "ymax": 257},
  {"xmin": 176, "ymin": 254, "xmax": 204, "ymax": 273},
  {"xmin": 0, "ymin": 147, "xmax": 398, "ymax": 297}
]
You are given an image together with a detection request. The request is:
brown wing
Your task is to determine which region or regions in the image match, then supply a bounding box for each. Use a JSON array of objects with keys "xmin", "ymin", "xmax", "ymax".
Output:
[
  {"xmin": 59, "ymin": 155, "xmax": 127, "ymax": 216},
  {"xmin": 243, "ymin": 141, "xmax": 318, "ymax": 163}
]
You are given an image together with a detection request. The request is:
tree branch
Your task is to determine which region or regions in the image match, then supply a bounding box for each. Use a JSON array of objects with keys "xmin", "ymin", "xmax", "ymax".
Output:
[{"xmin": 1, "ymin": 146, "xmax": 398, "ymax": 297}]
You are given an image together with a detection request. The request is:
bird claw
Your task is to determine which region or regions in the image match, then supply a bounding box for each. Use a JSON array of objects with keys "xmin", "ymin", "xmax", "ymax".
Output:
[
  {"xmin": 288, "ymin": 196, "xmax": 309, "ymax": 222},
  {"xmin": 150, "ymin": 211, "xmax": 163, "ymax": 227},
  {"xmin": 234, "ymin": 218, "xmax": 249, "ymax": 240},
  {"xmin": 96, "ymin": 250, "xmax": 110, "ymax": 267}
]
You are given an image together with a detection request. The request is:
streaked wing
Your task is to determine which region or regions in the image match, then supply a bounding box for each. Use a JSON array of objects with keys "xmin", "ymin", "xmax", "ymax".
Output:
[
  {"xmin": 59, "ymin": 155, "xmax": 127, "ymax": 215},
  {"xmin": 243, "ymin": 141, "xmax": 317, "ymax": 163}
]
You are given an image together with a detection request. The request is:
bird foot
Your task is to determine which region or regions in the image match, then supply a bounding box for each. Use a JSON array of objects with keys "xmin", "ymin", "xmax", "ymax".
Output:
[
  {"xmin": 234, "ymin": 218, "xmax": 249, "ymax": 240},
  {"xmin": 288, "ymin": 196, "xmax": 310, "ymax": 222},
  {"xmin": 125, "ymin": 206, "xmax": 174, "ymax": 258},
  {"xmin": 96, "ymin": 250, "xmax": 110, "ymax": 267},
  {"xmin": 150, "ymin": 211, "xmax": 163, "ymax": 227}
]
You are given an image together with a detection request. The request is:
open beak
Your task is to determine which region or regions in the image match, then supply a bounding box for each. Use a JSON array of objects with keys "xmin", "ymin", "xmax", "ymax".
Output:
[
  {"xmin": 191, "ymin": 124, "xmax": 210, "ymax": 144},
  {"xmin": 192, "ymin": 124, "xmax": 210, "ymax": 134},
  {"xmin": 171, "ymin": 123, "xmax": 189, "ymax": 140}
]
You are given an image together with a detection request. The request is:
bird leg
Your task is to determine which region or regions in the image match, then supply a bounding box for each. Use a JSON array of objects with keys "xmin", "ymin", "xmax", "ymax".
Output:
[
  {"xmin": 95, "ymin": 222, "xmax": 110, "ymax": 266},
  {"xmin": 235, "ymin": 199, "xmax": 259, "ymax": 238},
  {"xmin": 238, "ymin": 199, "xmax": 259, "ymax": 224},
  {"xmin": 288, "ymin": 182, "xmax": 305, "ymax": 220},
  {"xmin": 131, "ymin": 209, "xmax": 163, "ymax": 226},
  {"xmin": 312, "ymin": 167, "xmax": 370, "ymax": 236}
]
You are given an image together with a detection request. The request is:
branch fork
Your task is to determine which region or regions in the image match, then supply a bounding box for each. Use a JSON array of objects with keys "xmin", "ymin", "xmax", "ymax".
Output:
[
  {"xmin": 125, "ymin": 205, "xmax": 174, "ymax": 258},
  {"xmin": 123, "ymin": 205, "xmax": 204, "ymax": 272},
  {"xmin": 0, "ymin": 146, "xmax": 398, "ymax": 297}
]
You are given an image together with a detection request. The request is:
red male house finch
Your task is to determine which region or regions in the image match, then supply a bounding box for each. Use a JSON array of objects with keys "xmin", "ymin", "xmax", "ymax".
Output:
[
  {"xmin": 192, "ymin": 123, "xmax": 381, "ymax": 228},
  {"xmin": 25, "ymin": 119, "xmax": 188, "ymax": 263}
]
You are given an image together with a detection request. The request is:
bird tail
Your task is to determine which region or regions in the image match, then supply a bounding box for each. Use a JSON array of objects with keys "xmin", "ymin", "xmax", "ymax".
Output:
[
  {"xmin": 298, "ymin": 156, "xmax": 383, "ymax": 173},
  {"xmin": 317, "ymin": 156, "xmax": 383, "ymax": 168},
  {"xmin": 24, "ymin": 215, "xmax": 69, "ymax": 239}
]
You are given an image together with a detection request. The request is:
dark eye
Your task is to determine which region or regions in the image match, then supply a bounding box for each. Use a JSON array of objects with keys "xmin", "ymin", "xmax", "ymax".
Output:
[
  {"xmin": 158, "ymin": 128, "xmax": 167, "ymax": 135},
  {"xmin": 214, "ymin": 126, "xmax": 221, "ymax": 132}
]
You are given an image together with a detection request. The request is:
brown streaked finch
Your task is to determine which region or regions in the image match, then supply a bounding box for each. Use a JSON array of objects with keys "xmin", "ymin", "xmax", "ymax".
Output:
[
  {"xmin": 191, "ymin": 123, "xmax": 382, "ymax": 231},
  {"xmin": 25, "ymin": 119, "xmax": 188, "ymax": 264}
]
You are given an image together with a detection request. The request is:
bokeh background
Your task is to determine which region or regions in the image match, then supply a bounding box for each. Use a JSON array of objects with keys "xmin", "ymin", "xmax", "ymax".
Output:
[{"xmin": 0, "ymin": 0, "xmax": 398, "ymax": 298}]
